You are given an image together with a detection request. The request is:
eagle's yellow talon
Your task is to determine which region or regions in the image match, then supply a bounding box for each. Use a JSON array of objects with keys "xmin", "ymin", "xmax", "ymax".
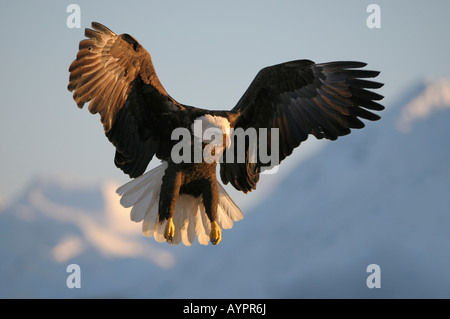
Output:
[
  {"xmin": 210, "ymin": 221, "xmax": 221, "ymax": 245},
  {"xmin": 164, "ymin": 217, "xmax": 175, "ymax": 243}
]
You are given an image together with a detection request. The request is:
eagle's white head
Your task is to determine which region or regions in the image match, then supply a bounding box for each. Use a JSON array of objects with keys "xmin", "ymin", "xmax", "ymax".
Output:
[{"xmin": 192, "ymin": 114, "xmax": 232, "ymax": 149}]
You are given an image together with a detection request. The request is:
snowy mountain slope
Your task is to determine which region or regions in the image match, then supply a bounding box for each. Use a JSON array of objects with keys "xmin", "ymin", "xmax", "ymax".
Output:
[
  {"xmin": 0, "ymin": 178, "xmax": 175, "ymax": 298},
  {"xmin": 1, "ymin": 78, "xmax": 449, "ymax": 298}
]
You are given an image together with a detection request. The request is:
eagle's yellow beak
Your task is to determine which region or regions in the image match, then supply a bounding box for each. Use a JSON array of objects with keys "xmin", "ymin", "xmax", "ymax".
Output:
[{"xmin": 223, "ymin": 133, "xmax": 231, "ymax": 149}]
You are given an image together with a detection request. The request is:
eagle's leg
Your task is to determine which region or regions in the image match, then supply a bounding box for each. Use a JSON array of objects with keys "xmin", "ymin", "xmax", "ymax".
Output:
[
  {"xmin": 203, "ymin": 177, "xmax": 221, "ymax": 245},
  {"xmin": 210, "ymin": 221, "xmax": 221, "ymax": 245},
  {"xmin": 164, "ymin": 217, "xmax": 175, "ymax": 242},
  {"xmin": 159, "ymin": 167, "xmax": 182, "ymax": 243}
]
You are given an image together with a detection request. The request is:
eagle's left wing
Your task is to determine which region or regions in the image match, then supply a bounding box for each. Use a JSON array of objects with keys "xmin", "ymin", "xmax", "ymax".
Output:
[{"xmin": 220, "ymin": 60, "xmax": 384, "ymax": 193}]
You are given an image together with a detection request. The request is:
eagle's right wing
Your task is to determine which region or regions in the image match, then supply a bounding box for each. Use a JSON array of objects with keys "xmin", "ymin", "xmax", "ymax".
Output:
[{"xmin": 68, "ymin": 22, "xmax": 194, "ymax": 177}]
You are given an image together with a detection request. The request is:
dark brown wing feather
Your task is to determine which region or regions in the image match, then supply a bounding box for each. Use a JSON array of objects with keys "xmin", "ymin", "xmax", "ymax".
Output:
[
  {"xmin": 220, "ymin": 60, "xmax": 384, "ymax": 193},
  {"xmin": 68, "ymin": 22, "xmax": 194, "ymax": 177}
]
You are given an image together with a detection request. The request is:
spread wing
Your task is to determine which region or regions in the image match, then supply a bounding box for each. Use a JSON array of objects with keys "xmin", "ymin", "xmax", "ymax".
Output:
[
  {"xmin": 68, "ymin": 22, "xmax": 196, "ymax": 177},
  {"xmin": 220, "ymin": 60, "xmax": 384, "ymax": 193}
]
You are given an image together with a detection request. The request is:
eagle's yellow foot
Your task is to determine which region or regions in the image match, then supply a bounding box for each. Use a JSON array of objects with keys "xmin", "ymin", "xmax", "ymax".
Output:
[
  {"xmin": 164, "ymin": 217, "xmax": 175, "ymax": 243},
  {"xmin": 210, "ymin": 221, "xmax": 222, "ymax": 245}
]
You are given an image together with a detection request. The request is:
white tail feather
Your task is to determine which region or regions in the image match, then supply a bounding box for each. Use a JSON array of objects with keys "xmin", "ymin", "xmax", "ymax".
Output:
[{"xmin": 116, "ymin": 162, "xmax": 244, "ymax": 246}]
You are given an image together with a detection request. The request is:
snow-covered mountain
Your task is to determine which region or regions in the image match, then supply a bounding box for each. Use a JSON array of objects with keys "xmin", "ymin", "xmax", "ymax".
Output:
[
  {"xmin": 0, "ymin": 178, "xmax": 175, "ymax": 298},
  {"xmin": 1, "ymin": 78, "xmax": 450, "ymax": 298}
]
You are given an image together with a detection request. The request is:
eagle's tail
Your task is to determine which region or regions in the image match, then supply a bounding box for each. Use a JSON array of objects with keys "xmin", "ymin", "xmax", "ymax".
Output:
[{"xmin": 116, "ymin": 162, "xmax": 244, "ymax": 246}]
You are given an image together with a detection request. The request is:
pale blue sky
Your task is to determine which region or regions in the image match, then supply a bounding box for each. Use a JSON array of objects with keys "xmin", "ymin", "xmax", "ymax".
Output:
[{"xmin": 1, "ymin": 0, "xmax": 449, "ymax": 205}]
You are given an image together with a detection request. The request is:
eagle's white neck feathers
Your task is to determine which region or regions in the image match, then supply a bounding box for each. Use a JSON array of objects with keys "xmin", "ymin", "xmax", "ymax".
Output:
[{"xmin": 192, "ymin": 114, "xmax": 231, "ymax": 138}]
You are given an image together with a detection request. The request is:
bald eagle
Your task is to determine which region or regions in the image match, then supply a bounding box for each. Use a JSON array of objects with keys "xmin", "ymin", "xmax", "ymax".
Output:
[{"xmin": 68, "ymin": 22, "xmax": 384, "ymax": 246}]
